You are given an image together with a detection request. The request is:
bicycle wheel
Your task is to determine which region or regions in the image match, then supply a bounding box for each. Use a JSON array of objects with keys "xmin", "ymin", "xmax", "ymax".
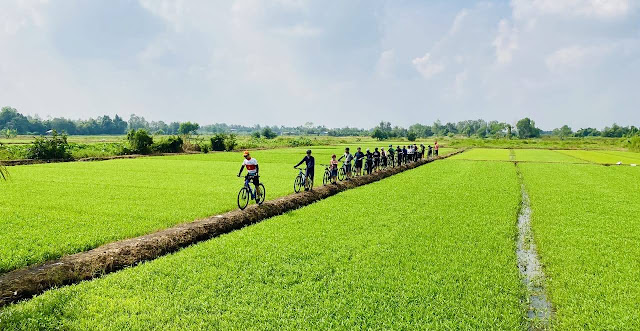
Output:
[
  {"xmin": 294, "ymin": 174, "xmax": 303, "ymax": 193},
  {"xmin": 256, "ymin": 183, "xmax": 266, "ymax": 205},
  {"xmin": 305, "ymin": 176, "xmax": 313, "ymax": 191},
  {"xmin": 323, "ymin": 170, "xmax": 331, "ymax": 185},
  {"xmin": 237, "ymin": 187, "xmax": 250, "ymax": 210},
  {"xmin": 338, "ymin": 168, "xmax": 346, "ymax": 181}
]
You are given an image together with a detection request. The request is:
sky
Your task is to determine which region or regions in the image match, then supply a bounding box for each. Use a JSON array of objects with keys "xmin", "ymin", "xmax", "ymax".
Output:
[{"xmin": 1, "ymin": 0, "xmax": 639, "ymax": 130}]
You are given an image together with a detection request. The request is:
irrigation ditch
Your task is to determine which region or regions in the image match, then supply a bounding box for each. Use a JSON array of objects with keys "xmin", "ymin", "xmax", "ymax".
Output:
[
  {"xmin": 0, "ymin": 149, "xmax": 464, "ymax": 308},
  {"xmin": 512, "ymin": 152, "xmax": 553, "ymax": 330}
]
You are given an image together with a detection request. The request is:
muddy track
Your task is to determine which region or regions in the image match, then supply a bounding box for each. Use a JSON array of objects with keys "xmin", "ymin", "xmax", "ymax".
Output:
[
  {"xmin": 514, "ymin": 162, "xmax": 553, "ymax": 330},
  {"xmin": 0, "ymin": 150, "xmax": 464, "ymax": 308}
]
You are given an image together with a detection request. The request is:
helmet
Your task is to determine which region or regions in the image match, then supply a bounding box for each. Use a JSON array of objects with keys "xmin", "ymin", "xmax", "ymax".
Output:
[
  {"xmin": 243, "ymin": 150, "xmax": 250, "ymax": 157},
  {"xmin": 389, "ymin": 145, "xmax": 392, "ymax": 147},
  {"xmin": 306, "ymin": 149, "xmax": 312, "ymax": 154}
]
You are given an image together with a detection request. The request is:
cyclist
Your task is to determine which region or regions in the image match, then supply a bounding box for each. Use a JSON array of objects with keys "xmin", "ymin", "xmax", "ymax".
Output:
[
  {"xmin": 365, "ymin": 148, "xmax": 374, "ymax": 174},
  {"xmin": 338, "ymin": 147, "xmax": 354, "ymax": 180},
  {"xmin": 420, "ymin": 144, "xmax": 426, "ymax": 159},
  {"xmin": 238, "ymin": 150, "xmax": 261, "ymax": 199},
  {"xmin": 330, "ymin": 154, "xmax": 339, "ymax": 184},
  {"xmin": 428, "ymin": 144, "xmax": 433, "ymax": 159},
  {"xmin": 396, "ymin": 145, "xmax": 402, "ymax": 166},
  {"xmin": 294, "ymin": 149, "xmax": 315, "ymax": 191},
  {"xmin": 381, "ymin": 148, "xmax": 387, "ymax": 168},
  {"xmin": 387, "ymin": 145, "xmax": 395, "ymax": 167},
  {"xmin": 373, "ymin": 148, "xmax": 381, "ymax": 172},
  {"xmin": 435, "ymin": 140, "xmax": 439, "ymax": 156},
  {"xmin": 354, "ymin": 147, "xmax": 365, "ymax": 176}
]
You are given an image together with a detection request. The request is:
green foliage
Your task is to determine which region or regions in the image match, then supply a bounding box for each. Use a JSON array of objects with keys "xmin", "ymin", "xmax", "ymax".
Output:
[
  {"xmin": 0, "ymin": 160, "xmax": 525, "ymax": 329},
  {"xmin": 287, "ymin": 137, "xmax": 312, "ymax": 147},
  {"xmin": 251, "ymin": 131, "xmax": 261, "ymax": 139},
  {"xmin": 407, "ymin": 131, "xmax": 417, "ymax": 141},
  {"xmin": 629, "ymin": 136, "xmax": 640, "ymax": 152},
  {"xmin": 371, "ymin": 127, "xmax": 388, "ymax": 140},
  {"xmin": 210, "ymin": 134, "xmax": 238, "ymax": 151},
  {"xmin": 261, "ymin": 127, "xmax": 277, "ymax": 139},
  {"xmin": 151, "ymin": 136, "xmax": 183, "ymax": 153},
  {"xmin": 516, "ymin": 117, "xmax": 541, "ymax": 138},
  {"xmin": 552, "ymin": 125, "xmax": 573, "ymax": 139},
  {"xmin": 1, "ymin": 128, "xmax": 17, "ymax": 138},
  {"xmin": 126, "ymin": 129, "xmax": 153, "ymax": 154},
  {"xmin": 178, "ymin": 122, "xmax": 200, "ymax": 136},
  {"xmin": 26, "ymin": 130, "xmax": 72, "ymax": 160},
  {"xmin": 210, "ymin": 134, "xmax": 227, "ymax": 151}
]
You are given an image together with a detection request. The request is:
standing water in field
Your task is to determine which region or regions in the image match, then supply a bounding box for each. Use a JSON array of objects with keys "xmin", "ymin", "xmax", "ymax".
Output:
[{"xmin": 514, "ymin": 158, "xmax": 553, "ymax": 329}]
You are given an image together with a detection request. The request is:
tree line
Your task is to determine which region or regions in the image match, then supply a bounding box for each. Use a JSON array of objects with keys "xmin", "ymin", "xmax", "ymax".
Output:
[{"xmin": 1, "ymin": 106, "xmax": 637, "ymax": 139}]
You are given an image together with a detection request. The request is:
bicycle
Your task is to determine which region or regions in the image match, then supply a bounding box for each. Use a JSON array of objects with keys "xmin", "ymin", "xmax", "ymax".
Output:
[
  {"xmin": 338, "ymin": 162, "xmax": 352, "ymax": 181},
  {"xmin": 320, "ymin": 164, "xmax": 332, "ymax": 185},
  {"xmin": 293, "ymin": 167, "xmax": 313, "ymax": 193},
  {"xmin": 387, "ymin": 155, "xmax": 395, "ymax": 168},
  {"xmin": 237, "ymin": 174, "xmax": 266, "ymax": 210}
]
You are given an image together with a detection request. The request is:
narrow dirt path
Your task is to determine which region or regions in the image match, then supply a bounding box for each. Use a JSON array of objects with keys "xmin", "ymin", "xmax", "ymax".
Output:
[
  {"xmin": 0, "ymin": 150, "xmax": 464, "ymax": 308},
  {"xmin": 513, "ymin": 158, "xmax": 553, "ymax": 330}
]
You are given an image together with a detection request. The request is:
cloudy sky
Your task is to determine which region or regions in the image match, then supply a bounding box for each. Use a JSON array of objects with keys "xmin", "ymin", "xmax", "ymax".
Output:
[{"xmin": 1, "ymin": 0, "xmax": 639, "ymax": 129}]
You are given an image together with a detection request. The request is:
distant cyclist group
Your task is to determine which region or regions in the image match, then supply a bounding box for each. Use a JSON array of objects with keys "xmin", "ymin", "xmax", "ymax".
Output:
[
  {"xmin": 238, "ymin": 141, "xmax": 440, "ymax": 209},
  {"xmin": 237, "ymin": 141, "xmax": 440, "ymax": 209}
]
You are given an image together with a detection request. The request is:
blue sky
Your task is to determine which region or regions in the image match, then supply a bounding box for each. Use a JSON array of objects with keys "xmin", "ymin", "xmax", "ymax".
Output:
[{"xmin": 1, "ymin": 0, "xmax": 639, "ymax": 129}]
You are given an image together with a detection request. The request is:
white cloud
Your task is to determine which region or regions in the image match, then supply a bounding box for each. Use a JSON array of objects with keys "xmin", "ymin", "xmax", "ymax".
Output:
[
  {"xmin": 449, "ymin": 9, "xmax": 469, "ymax": 35},
  {"xmin": 545, "ymin": 44, "xmax": 615, "ymax": 72},
  {"xmin": 493, "ymin": 19, "xmax": 518, "ymax": 64},
  {"xmin": 376, "ymin": 49, "xmax": 396, "ymax": 78},
  {"xmin": 272, "ymin": 23, "xmax": 322, "ymax": 37},
  {"xmin": 412, "ymin": 53, "xmax": 444, "ymax": 79},
  {"xmin": 512, "ymin": 0, "xmax": 635, "ymax": 20}
]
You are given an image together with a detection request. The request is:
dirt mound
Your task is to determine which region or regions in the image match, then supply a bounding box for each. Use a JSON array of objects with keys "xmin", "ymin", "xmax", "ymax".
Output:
[{"xmin": 0, "ymin": 150, "xmax": 464, "ymax": 307}]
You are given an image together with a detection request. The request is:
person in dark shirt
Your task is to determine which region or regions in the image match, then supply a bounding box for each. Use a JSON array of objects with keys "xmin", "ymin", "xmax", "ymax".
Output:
[
  {"xmin": 420, "ymin": 144, "xmax": 426, "ymax": 159},
  {"xmin": 402, "ymin": 146, "xmax": 408, "ymax": 164},
  {"xmin": 353, "ymin": 147, "xmax": 365, "ymax": 176},
  {"xmin": 373, "ymin": 148, "xmax": 381, "ymax": 172},
  {"xmin": 428, "ymin": 145, "xmax": 433, "ymax": 159},
  {"xmin": 387, "ymin": 145, "xmax": 395, "ymax": 167},
  {"xmin": 338, "ymin": 147, "xmax": 354, "ymax": 180},
  {"xmin": 365, "ymin": 148, "xmax": 374, "ymax": 174},
  {"xmin": 294, "ymin": 149, "xmax": 315, "ymax": 190},
  {"xmin": 396, "ymin": 145, "xmax": 402, "ymax": 166}
]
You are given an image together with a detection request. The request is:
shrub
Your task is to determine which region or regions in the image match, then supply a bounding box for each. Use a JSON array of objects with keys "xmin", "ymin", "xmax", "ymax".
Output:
[
  {"xmin": 200, "ymin": 143, "xmax": 210, "ymax": 153},
  {"xmin": 152, "ymin": 136, "xmax": 183, "ymax": 153},
  {"xmin": 127, "ymin": 129, "xmax": 153, "ymax": 154},
  {"xmin": 211, "ymin": 134, "xmax": 227, "ymax": 151},
  {"xmin": 251, "ymin": 131, "xmax": 261, "ymax": 139},
  {"xmin": 407, "ymin": 131, "xmax": 417, "ymax": 142},
  {"xmin": 26, "ymin": 130, "xmax": 72, "ymax": 160},
  {"xmin": 288, "ymin": 137, "xmax": 313, "ymax": 147},
  {"xmin": 262, "ymin": 127, "xmax": 277, "ymax": 139},
  {"xmin": 224, "ymin": 134, "xmax": 237, "ymax": 151}
]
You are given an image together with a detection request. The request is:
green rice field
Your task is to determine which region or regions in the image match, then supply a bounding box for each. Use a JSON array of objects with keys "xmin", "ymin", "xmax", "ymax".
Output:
[
  {"xmin": 0, "ymin": 145, "xmax": 453, "ymax": 273},
  {"xmin": 1, "ymin": 146, "xmax": 639, "ymax": 330},
  {"xmin": 0, "ymin": 160, "xmax": 526, "ymax": 330}
]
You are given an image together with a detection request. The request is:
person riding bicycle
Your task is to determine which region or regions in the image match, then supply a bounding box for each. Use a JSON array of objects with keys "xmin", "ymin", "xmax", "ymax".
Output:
[
  {"xmin": 373, "ymin": 148, "xmax": 381, "ymax": 171},
  {"xmin": 354, "ymin": 147, "xmax": 365, "ymax": 176},
  {"xmin": 294, "ymin": 149, "xmax": 315, "ymax": 191},
  {"xmin": 365, "ymin": 148, "xmax": 374, "ymax": 174},
  {"xmin": 338, "ymin": 147, "xmax": 354, "ymax": 180},
  {"xmin": 238, "ymin": 150, "xmax": 261, "ymax": 199}
]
